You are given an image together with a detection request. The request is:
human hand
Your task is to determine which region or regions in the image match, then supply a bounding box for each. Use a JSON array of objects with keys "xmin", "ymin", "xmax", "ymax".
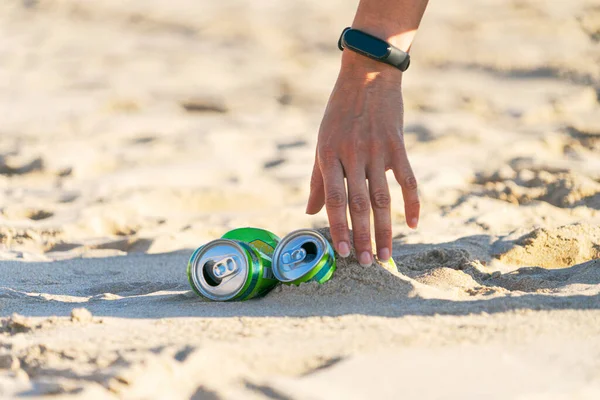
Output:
[{"xmin": 306, "ymin": 52, "xmax": 420, "ymax": 267}]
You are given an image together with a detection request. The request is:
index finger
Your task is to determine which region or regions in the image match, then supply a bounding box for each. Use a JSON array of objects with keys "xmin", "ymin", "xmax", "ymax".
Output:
[{"xmin": 319, "ymin": 152, "xmax": 351, "ymax": 258}]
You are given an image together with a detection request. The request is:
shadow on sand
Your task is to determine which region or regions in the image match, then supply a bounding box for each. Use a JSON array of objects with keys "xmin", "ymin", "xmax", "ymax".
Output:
[{"xmin": 1, "ymin": 238, "xmax": 599, "ymax": 319}]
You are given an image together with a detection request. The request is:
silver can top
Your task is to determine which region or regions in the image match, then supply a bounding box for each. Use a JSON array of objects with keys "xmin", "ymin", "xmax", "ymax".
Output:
[
  {"xmin": 189, "ymin": 239, "xmax": 250, "ymax": 301},
  {"xmin": 271, "ymin": 229, "xmax": 328, "ymax": 282}
]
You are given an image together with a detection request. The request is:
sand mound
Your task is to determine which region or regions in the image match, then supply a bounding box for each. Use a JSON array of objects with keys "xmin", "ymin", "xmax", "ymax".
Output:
[
  {"xmin": 269, "ymin": 230, "xmax": 502, "ymax": 299},
  {"xmin": 268, "ymin": 224, "xmax": 600, "ymax": 299},
  {"xmin": 473, "ymin": 164, "xmax": 600, "ymax": 209},
  {"xmin": 493, "ymin": 223, "xmax": 600, "ymax": 269},
  {"xmin": 403, "ymin": 267, "xmax": 485, "ymax": 293},
  {"xmin": 394, "ymin": 247, "xmax": 492, "ymax": 293},
  {"xmin": 399, "ymin": 247, "xmax": 474, "ymax": 272},
  {"xmin": 268, "ymin": 256, "xmax": 418, "ymax": 303},
  {"xmin": 267, "ymin": 228, "xmax": 419, "ymax": 302}
]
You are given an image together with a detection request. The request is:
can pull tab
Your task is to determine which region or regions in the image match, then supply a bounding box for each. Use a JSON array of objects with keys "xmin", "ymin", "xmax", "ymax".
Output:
[
  {"xmin": 212, "ymin": 256, "xmax": 240, "ymax": 279},
  {"xmin": 280, "ymin": 246, "xmax": 308, "ymax": 271}
]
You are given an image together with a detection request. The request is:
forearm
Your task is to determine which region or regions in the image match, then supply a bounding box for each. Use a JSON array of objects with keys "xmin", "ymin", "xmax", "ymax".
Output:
[
  {"xmin": 310, "ymin": 2, "xmax": 426, "ymax": 260},
  {"xmin": 353, "ymin": 0, "xmax": 428, "ymax": 50},
  {"xmin": 340, "ymin": 0, "xmax": 429, "ymax": 80}
]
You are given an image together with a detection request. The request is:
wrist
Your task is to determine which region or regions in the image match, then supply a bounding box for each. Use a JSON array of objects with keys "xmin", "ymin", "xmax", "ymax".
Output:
[
  {"xmin": 350, "ymin": 20, "xmax": 418, "ymax": 52},
  {"xmin": 338, "ymin": 50, "xmax": 403, "ymax": 86},
  {"xmin": 351, "ymin": 0, "xmax": 428, "ymax": 52}
]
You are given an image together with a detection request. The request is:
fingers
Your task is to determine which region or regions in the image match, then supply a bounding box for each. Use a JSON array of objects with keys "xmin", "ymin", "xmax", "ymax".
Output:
[
  {"xmin": 319, "ymin": 149, "xmax": 351, "ymax": 258},
  {"xmin": 306, "ymin": 160, "xmax": 325, "ymax": 215},
  {"xmin": 391, "ymin": 141, "xmax": 420, "ymax": 229},
  {"xmin": 367, "ymin": 164, "xmax": 392, "ymax": 262},
  {"xmin": 346, "ymin": 168, "xmax": 373, "ymax": 267}
]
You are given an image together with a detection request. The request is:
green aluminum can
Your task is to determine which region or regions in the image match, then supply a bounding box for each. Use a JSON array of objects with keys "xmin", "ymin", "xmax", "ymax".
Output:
[
  {"xmin": 187, "ymin": 227, "xmax": 280, "ymax": 301},
  {"xmin": 271, "ymin": 229, "xmax": 336, "ymax": 285}
]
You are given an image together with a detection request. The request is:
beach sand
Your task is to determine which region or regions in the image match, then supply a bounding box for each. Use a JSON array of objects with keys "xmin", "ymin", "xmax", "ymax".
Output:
[{"xmin": 1, "ymin": 0, "xmax": 599, "ymax": 398}]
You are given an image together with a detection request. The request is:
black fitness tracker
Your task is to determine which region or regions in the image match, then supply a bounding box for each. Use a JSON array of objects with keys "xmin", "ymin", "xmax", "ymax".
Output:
[{"xmin": 338, "ymin": 27, "xmax": 411, "ymax": 72}]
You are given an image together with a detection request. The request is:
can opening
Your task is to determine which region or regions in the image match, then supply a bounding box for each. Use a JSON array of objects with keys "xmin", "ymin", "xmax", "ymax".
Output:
[
  {"xmin": 301, "ymin": 241, "xmax": 318, "ymax": 263},
  {"xmin": 202, "ymin": 260, "xmax": 222, "ymax": 287}
]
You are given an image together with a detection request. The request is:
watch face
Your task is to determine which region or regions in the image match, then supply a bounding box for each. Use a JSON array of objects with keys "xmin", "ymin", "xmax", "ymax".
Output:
[{"xmin": 345, "ymin": 29, "xmax": 390, "ymax": 58}]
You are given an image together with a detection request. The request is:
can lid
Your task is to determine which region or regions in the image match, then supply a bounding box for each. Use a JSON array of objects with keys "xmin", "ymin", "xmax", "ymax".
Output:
[
  {"xmin": 272, "ymin": 229, "xmax": 329, "ymax": 282},
  {"xmin": 189, "ymin": 239, "xmax": 250, "ymax": 301}
]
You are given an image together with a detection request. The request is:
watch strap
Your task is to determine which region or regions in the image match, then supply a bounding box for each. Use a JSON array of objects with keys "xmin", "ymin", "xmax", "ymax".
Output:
[
  {"xmin": 338, "ymin": 27, "xmax": 411, "ymax": 72},
  {"xmin": 386, "ymin": 45, "xmax": 411, "ymax": 71}
]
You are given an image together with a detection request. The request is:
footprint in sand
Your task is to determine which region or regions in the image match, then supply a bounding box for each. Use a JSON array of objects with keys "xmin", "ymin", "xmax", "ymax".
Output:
[
  {"xmin": 567, "ymin": 121, "xmax": 600, "ymax": 152},
  {"xmin": 470, "ymin": 159, "xmax": 600, "ymax": 209},
  {"xmin": 0, "ymin": 155, "xmax": 44, "ymax": 176},
  {"xmin": 488, "ymin": 259, "xmax": 600, "ymax": 293},
  {"xmin": 1, "ymin": 206, "xmax": 54, "ymax": 221}
]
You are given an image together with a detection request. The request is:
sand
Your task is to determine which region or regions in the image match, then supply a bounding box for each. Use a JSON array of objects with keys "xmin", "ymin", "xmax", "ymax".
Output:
[{"xmin": 1, "ymin": 0, "xmax": 600, "ymax": 398}]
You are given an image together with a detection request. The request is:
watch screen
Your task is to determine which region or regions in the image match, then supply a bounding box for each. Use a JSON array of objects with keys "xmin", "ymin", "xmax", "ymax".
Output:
[{"xmin": 345, "ymin": 30, "xmax": 389, "ymax": 58}]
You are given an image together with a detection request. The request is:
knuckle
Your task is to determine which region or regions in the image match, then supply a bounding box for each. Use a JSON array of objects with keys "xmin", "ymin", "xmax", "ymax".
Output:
[
  {"xmin": 371, "ymin": 189, "xmax": 391, "ymax": 209},
  {"xmin": 325, "ymin": 189, "xmax": 346, "ymax": 208},
  {"xmin": 404, "ymin": 175, "xmax": 418, "ymax": 191},
  {"xmin": 376, "ymin": 227, "xmax": 393, "ymax": 240},
  {"xmin": 409, "ymin": 198, "xmax": 421, "ymax": 208},
  {"xmin": 348, "ymin": 194, "xmax": 370, "ymax": 214},
  {"xmin": 329, "ymin": 222, "xmax": 348, "ymax": 235},
  {"xmin": 352, "ymin": 231, "xmax": 371, "ymax": 245}
]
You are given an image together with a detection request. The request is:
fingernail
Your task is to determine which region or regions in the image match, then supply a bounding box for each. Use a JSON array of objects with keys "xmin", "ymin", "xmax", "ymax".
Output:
[
  {"xmin": 337, "ymin": 242, "xmax": 350, "ymax": 258},
  {"xmin": 359, "ymin": 251, "xmax": 372, "ymax": 267},
  {"xmin": 378, "ymin": 248, "xmax": 390, "ymax": 262},
  {"xmin": 410, "ymin": 218, "xmax": 419, "ymax": 229}
]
